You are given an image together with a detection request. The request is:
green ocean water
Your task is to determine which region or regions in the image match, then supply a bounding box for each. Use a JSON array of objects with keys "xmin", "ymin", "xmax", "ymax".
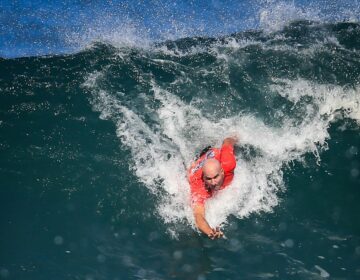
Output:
[{"xmin": 1, "ymin": 21, "xmax": 360, "ymax": 279}]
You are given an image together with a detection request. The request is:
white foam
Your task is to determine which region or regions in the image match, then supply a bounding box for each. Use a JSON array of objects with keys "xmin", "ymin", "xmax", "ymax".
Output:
[
  {"xmin": 84, "ymin": 65, "xmax": 360, "ymax": 235},
  {"xmin": 271, "ymin": 79, "xmax": 360, "ymax": 124},
  {"xmin": 314, "ymin": 265, "xmax": 330, "ymax": 278}
]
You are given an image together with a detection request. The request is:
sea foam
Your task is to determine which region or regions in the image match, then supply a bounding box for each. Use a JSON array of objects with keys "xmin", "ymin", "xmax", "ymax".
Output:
[{"xmin": 84, "ymin": 60, "xmax": 359, "ymax": 235}]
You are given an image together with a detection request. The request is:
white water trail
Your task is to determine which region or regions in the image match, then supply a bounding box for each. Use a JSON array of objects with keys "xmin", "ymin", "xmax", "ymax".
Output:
[{"xmin": 84, "ymin": 69, "xmax": 360, "ymax": 236}]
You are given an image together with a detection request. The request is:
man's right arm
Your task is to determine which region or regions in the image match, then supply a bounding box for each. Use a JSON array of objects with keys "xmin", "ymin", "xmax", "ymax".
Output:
[{"xmin": 193, "ymin": 204, "xmax": 223, "ymax": 239}]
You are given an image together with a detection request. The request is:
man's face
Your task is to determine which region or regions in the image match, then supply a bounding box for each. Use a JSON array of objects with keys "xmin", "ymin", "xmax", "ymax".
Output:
[{"xmin": 203, "ymin": 168, "xmax": 225, "ymax": 190}]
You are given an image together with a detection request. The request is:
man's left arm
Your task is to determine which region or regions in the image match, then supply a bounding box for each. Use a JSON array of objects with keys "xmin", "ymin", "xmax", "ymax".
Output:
[
  {"xmin": 223, "ymin": 136, "xmax": 239, "ymax": 147},
  {"xmin": 221, "ymin": 136, "xmax": 238, "ymax": 172}
]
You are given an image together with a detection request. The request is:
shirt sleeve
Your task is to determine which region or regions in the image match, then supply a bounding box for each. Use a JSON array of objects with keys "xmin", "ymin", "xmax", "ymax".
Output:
[
  {"xmin": 189, "ymin": 177, "xmax": 210, "ymax": 206},
  {"xmin": 220, "ymin": 143, "xmax": 236, "ymax": 173}
]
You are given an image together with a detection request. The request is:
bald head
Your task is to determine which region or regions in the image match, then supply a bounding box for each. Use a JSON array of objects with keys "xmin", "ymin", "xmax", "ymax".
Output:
[
  {"xmin": 202, "ymin": 159, "xmax": 225, "ymax": 190},
  {"xmin": 203, "ymin": 159, "xmax": 221, "ymax": 176}
]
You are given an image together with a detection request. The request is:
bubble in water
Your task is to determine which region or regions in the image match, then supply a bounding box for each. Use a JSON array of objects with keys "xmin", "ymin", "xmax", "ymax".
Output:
[
  {"xmin": 54, "ymin": 235, "xmax": 64, "ymax": 245},
  {"xmin": 182, "ymin": 264, "xmax": 193, "ymax": 273},
  {"xmin": 0, "ymin": 268, "xmax": 9, "ymax": 278},
  {"xmin": 346, "ymin": 146, "xmax": 358, "ymax": 158},
  {"xmin": 279, "ymin": 222, "xmax": 287, "ymax": 231},
  {"xmin": 66, "ymin": 203, "xmax": 75, "ymax": 212},
  {"xmin": 122, "ymin": 256, "xmax": 133, "ymax": 267},
  {"xmin": 355, "ymin": 246, "xmax": 360, "ymax": 255},
  {"xmin": 350, "ymin": 168, "xmax": 359, "ymax": 178},
  {"xmin": 284, "ymin": 239, "xmax": 294, "ymax": 248},
  {"xmin": 173, "ymin": 250, "xmax": 183, "ymax": 260},
  {"xmin": 97, "ymin": 254, "xmax": 106, "ymax": 263},
  {"xmin": 148, "ymin": 231, "xmax": 160, "ymax": 241},
  {"xmin": 332, "ymin": 208, "xmax": 341, "ymax": 223},
  {"xmin": 229, "ymin": 238, "xmax": 243, "ymax": 251}
]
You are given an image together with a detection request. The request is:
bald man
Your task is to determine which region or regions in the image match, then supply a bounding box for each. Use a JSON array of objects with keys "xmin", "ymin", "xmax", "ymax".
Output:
[{"xmin": 188, "ymin": 137, "xmax": 238, "ymax": 239}]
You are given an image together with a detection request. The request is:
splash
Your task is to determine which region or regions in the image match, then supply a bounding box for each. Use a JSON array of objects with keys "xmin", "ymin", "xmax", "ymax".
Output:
[
  {"xmin": 258, "ymin": 1, "xmax": 321, "ymax": 32},
  {"xmin": 3, "ymin": 0, "xmax": 360, "ymax": 58},
  {"xmin": 81, "ymin": 17, "xmax": 360, "ymax": 236},
  {"xmin": 84, "ymin": 54, "xmax": 360, "ymax": 235}
]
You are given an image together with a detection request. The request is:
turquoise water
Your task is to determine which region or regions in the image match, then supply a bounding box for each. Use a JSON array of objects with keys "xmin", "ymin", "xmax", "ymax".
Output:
[{"xmin": 1, "ymin": 20, "xmax": 360, "ymax": 279}]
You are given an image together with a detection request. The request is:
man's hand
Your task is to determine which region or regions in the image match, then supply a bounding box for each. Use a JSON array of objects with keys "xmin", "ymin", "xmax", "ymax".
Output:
[
  {"xmin": 223, "ymin": 136, "xmax": 239, "ymax": 147},
  {"xmin": 207, "ymin": 227, "xmax": 224, "ymax": 239},
  {"xmin": 193, "ymin": 204, "xmax": 225, "ymax": 239}
]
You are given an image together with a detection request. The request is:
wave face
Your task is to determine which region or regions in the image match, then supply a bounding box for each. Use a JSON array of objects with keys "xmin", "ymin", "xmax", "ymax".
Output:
[
  {"xmin": 1, "ymin": 21, "xmax": 360, "ymax": 279},
  {"xmin": 83, "ymin": 21, "xmax": 360, "ymax": 230}
]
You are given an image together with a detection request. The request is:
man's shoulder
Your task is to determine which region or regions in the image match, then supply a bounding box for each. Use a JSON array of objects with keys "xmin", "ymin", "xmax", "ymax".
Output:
[{"xmin": 190, "ymin": 178, "xmax": 210, "ymax": 205}]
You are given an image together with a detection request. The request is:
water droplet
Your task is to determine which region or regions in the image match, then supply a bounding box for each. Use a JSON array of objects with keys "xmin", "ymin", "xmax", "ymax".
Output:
[
  {"xmin": 279, "ymin": 222, "xmax": 287, "ymax": 231},
  {"xmin": 229, "ymin": 238, "xmax": 242, "ymax": 251},
  {"xmin": 182, "ymin": 264, "xmax": 193, "ymax": 273},
  {"xmin": 54, "ymin": 235, "xmax": 64, "ymax": 245},
  {"xmin": 284, "ymin": 239, "xmax": 294, "ymax": 248},
  {"xmin": 173, "ymin": 250, "xmax": 183, "ymax": 260},
  {"xmin": 355, "ymin": 246, "xmax": 360, "ymax": 255},
  {"xmin": 148, "ymin": 231, "xmax": 159, "ymax": 241},
  {"xmin": 0, "ymin": 268, "xmax": 9, "ymax": 278},
  {"xmin": 97, "ymin": 254, "xmax": 106, "ymax": 263},
  {"xmin": 345, "ymin": 146, "xmax": 358, "ymax": 158},
  {"xmin": 122, "ymin": 256, "xmax": 132, "ymax": 266},
  {"xmin": 350, "ymin": 168, "xmax": 359, "ymax": 178}
]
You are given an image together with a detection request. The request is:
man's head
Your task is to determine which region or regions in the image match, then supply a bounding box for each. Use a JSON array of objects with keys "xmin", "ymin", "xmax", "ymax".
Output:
[{"xmin": 202, "ymin": 158, "xmax": 225, "ymax": 190}]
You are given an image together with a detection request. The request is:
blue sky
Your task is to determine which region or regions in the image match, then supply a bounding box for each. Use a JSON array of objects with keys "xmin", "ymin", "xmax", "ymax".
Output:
[{"xmin": 1, "ymin": 0, "xmax": 359, "ymax": 58}]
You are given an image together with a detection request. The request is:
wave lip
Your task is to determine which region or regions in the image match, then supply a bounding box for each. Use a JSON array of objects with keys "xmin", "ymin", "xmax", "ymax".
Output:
[{"xmin": 2, "ymin": 0, "xmax": 360, "ymax": 58}]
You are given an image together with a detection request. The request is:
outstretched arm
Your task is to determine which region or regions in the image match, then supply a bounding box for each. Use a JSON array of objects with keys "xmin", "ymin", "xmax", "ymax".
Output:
[{"xmin": 193, "ymin": 204, "xmax": 223, "ymax": 239}]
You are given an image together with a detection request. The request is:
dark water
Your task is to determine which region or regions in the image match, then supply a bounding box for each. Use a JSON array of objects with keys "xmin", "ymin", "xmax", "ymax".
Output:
[{"xmin": 1, "ymin": 20, "xmax": 360, "ymax": 279}]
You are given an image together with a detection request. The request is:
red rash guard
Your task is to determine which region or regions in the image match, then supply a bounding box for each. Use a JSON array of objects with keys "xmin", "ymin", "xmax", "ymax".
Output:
[{"xmin": 188, "ymin": 144, "xmax": 236, "ymax": 206}]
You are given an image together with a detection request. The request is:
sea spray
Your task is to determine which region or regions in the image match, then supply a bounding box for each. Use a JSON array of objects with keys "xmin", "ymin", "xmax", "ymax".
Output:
[{"xmin": 79, "ymin": 20, "xmax": 360, "ymax": 237}]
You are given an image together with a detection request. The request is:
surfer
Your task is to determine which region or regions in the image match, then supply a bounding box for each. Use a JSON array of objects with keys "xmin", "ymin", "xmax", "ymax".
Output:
[{"xmin": 188, "ymin": 136, "xmax": 238, "ymax": 239}]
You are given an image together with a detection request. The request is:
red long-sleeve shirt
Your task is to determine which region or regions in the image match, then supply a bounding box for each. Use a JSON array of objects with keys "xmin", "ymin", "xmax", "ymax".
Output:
[{"xmin": 188, "ymin": 144, "xmax": 236, "ymax": 205}]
